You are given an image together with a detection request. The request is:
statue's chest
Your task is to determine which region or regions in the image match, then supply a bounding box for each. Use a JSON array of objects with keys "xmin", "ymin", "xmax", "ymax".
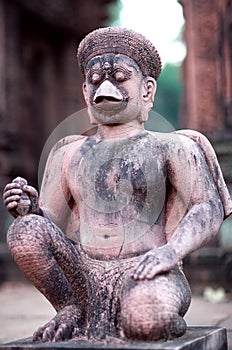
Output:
[{"xmin": 70, "ymin": 135, "xmax": 166, "ymax": 218}]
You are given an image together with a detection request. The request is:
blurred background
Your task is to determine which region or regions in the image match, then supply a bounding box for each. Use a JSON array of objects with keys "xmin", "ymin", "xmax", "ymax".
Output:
[{"xmin": 0, "ymin": 0, "xmax": 232, "ymax": 292}]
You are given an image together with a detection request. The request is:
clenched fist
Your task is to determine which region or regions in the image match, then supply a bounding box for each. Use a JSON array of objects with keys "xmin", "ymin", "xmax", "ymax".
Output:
[{"xmin": 3, "ymin": 177, "xmax": 40, "ymax": 217}]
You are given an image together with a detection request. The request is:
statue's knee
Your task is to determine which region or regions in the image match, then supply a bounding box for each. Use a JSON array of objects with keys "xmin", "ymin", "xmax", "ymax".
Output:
[
  {"xmin": 121, "ymin": 280, "xmax": 155, "ymax": 340},
  {"xmin": 7, "ymin": 215, "xmax": 58, "ymax": 275},
  {"xmin": 121, "ymin": 280, "xmax": 186, "ymax": 341},
  {"xmin": 7, "ymin": 214, "xmax": 50, "ymax": 252}
]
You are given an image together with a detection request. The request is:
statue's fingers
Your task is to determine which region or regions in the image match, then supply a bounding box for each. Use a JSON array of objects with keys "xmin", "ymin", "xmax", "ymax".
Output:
[
  {"xmin": 132, "ymin": 254, "xmax": 153, "ymax": 280},
  {"xmin": 4, "ymin": 182, "xmax": 21, "ymax": 189},
  {"xmin": 145, "ymin": 266, "xmax": 162, "ymax": 280},
  {"xmin": 12, "ymin": 176, "xmax": 27, "ymax": 183},
  {"xmin": 6, "ymin": 201, "xmax": 20, "ymax": 211},
  {"xmin": 145, "ymin": 261, "xmax": 173, "ymax": 280},
  {"xmin": 3, "ymin": 188, "xmax": 22, "ymax": 201},
  {"xmin": 23, "ymin": 185, "xmax": 38, "ymax": 198},
  {"xmin": 3, "ymin": 183, "xmax": 21, "ymax": 196},
  {"xmin": 132, "ymin": 264, "xmax": 143, "ymax": 280},
  {"xmin": 136, "ymin": 262, "xmax": 155, "ymax": 280},
  {"xmin": 4, "ymin": 194, "xmax": 21, "ymax": 205},
  {"xmin": 132, "ymin": 262, "xmax": 147, "ymax": 280}
]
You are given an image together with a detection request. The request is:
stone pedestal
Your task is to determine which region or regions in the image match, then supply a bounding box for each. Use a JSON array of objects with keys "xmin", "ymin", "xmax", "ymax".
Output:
[{"xmin": 0, "ymin": 327, "xmax": 227, "ymax": 350}]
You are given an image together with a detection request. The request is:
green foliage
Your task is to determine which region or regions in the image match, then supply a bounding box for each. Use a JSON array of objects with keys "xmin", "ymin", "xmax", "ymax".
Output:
[
  {"xmin": 146, "ymin": 63, "xmax": 183, "ymax": 131},
  {"xmin": 105, "ymin": 0, "xmax": 123, "ymax": 26}
]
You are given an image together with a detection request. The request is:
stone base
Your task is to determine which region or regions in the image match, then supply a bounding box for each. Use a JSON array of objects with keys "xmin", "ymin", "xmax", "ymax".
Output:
[{"xmin": 0, "ymin": 327, "xmax": 227, "ymax": 350}]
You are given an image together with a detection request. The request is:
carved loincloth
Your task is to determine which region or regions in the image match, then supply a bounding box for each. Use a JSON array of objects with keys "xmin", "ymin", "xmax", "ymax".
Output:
[{"xmin": 77, "ymin": 245, "xmax": 141, "ymax": 339}]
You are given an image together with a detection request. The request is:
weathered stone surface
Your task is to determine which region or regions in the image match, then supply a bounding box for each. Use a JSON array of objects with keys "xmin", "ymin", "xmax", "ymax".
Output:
[{"xmin": 0, "ymin": 327, "xmax": 228, "ymax": 350}]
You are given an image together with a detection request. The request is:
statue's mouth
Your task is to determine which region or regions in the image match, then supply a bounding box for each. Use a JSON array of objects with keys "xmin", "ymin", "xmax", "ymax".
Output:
[
  {"xmin": 94, "ymin": 96, "xmax": 122, "ymax": 104},
  {"xmin": 92, "ymin": 80, "xmax": 126, "ymax": 112},
  {"xmin": 94, "ymin": 96, "xmax": 124, "ymax": 111}
]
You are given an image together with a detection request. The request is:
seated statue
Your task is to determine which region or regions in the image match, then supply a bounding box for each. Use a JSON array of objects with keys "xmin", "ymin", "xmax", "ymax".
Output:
[{"xmin": 3, "ymin": 27, "xmax": 232, "ymax": 343}]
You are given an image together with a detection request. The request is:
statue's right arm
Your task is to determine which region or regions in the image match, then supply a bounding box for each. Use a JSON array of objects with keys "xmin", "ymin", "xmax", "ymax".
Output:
[
  {"xmin": 39, "ymin": 135, "xmax": 85, "ymax": 232},
  {"xmin": 3, "ymin": 135, "xmax": 85, "ymax": 232}
]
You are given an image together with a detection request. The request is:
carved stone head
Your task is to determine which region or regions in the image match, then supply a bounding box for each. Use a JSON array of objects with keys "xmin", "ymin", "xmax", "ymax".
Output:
[{"xmin": 77, "ymin": 27, "xmax": 162, "ymax": 125}]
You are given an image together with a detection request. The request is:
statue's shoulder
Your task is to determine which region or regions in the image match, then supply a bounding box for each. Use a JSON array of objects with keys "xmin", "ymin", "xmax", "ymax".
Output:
[
  {"xmin": 173, "ymin": 129, "xmax": 212, "ymax": 151},
  {"xmin": 147, "ymin": 130, "xmax": 198, "ymax": 153},
  {"xmin": 52, "ymin": 135, "xmax": 87, "ymax": 154},
  {"xmin": 42, "ymin": 135, "xmax": 88, "ymax": 188},
  {"xmin": 45, "ymin": 135, "xmax": 88, "ymax": 170}
]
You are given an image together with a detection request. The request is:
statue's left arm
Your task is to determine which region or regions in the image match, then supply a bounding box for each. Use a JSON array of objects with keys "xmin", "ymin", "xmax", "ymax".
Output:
[{"xmin": 133, "ymin": 135, "xmax": 225, "ymax": 280}]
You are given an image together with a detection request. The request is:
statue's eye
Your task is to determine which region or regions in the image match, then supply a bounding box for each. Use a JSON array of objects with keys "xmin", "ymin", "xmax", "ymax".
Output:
[
  {"xmin": 91, "ymin": 73, "xmax": 100, "ymax": 84},
  {"xmin": 115, "ymin": 71, "xmax": 125, "ymax": 82}
]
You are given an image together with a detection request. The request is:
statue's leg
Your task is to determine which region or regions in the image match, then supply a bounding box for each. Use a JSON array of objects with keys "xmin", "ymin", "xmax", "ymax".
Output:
[
  {"xmin": 120, "ymin": 268, "xmax": 191, "ymax": 341},
  {"xmin": 7, "ymin": 214, "xmax": 88, "ymax": 342}
]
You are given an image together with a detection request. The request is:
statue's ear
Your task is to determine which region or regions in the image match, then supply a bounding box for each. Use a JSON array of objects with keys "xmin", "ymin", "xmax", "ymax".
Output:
[
  {"xmin": 82, "ymin": 82, "xmax": 89, "ymax": 104},
  {"xmin": 142, "ymin": 77, "xmax": 156, "ymax": 108},
  {"xmin": 138, "ymin": 77, "xmax": 156, "ymax": 123}
]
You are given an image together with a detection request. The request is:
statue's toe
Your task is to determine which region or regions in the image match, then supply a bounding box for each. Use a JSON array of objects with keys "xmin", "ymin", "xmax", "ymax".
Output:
[
  {"xmin": 33, "ymin": 320, "xmax": 56, "ymax": 342},
  {"xmin": 54, "ymin": 323, "xmax": 73, "ymax": 342},
  {"xmin": 33, "ymin": 320, "xmax": 74, "ymax": 342},
  {"xmin": 33, "ymin": 305, "xmax": 83, "ymax": 342},
  {"xmin": 42, "ymin": 321, "xmax": 56, "ymax": 342}
]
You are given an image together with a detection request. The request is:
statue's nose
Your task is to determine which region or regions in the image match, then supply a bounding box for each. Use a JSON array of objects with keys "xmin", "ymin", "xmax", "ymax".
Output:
[{"xmin": 93, "ymin": 80, "xmax": 123, "ymax": 104}]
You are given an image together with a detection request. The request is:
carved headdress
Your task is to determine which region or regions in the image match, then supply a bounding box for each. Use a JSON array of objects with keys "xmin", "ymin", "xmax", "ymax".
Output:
[{"xmin": 77, "ymin": 27, "xmax": 162, "ymax": 80}]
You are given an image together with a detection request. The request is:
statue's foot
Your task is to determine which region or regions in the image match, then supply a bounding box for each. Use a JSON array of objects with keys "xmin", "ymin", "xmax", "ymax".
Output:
[{"xmin": 33, "ymin": 305, "xmax": 84, "ymax": 342}]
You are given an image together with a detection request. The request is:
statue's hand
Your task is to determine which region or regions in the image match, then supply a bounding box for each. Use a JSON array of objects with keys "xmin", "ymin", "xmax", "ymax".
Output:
[
  {"xmin": 3, "ymin": 177, "xmax": 40, "ymax": 217},
  {"xmin": 132, "ymin": 244, "xmax": 179, "ymax": 281}
]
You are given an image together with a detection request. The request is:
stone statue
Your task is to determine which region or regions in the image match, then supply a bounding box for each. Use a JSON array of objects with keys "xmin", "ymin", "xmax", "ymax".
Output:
[{"xmin": 3, "ymin": 27, "xmax": 232, "ymax": 343}]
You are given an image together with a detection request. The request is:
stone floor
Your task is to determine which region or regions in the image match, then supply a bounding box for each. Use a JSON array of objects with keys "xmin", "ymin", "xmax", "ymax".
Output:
[{"xmin": 0, "ymin": 282, "xmax": 231, "ymax": 349}]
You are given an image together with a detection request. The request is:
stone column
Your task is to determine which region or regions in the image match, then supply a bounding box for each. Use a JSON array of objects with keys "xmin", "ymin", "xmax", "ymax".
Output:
[
  {"xmin": 179, "ymin": 0, "xmax": 232, "ymax": 284},
  {"xmin": 179, "ymin": 0, "xmax": 224, "ymax": 134}
]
